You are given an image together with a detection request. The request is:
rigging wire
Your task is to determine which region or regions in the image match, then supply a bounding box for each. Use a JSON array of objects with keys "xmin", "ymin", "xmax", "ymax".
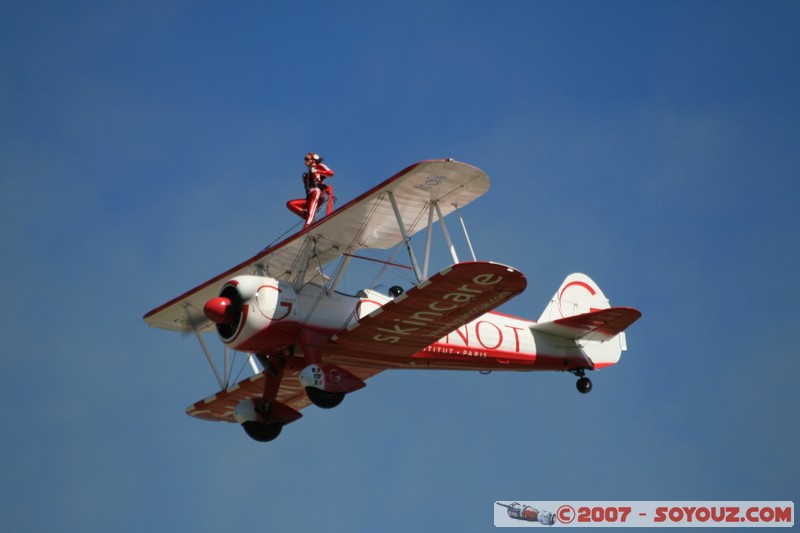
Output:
[
  {"xmin": 298, "ymin": 192, "xmax": 385, "ymax": 328},
  {"xmin": 262, "ymin": 220, "xmax": 302, "ymax": 251},
  {"xmin": 366, "ymin": 202, "xmax": 429, "ymax": 290}
]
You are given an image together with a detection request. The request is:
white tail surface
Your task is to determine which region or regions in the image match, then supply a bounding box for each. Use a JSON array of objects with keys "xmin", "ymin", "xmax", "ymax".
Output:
[
  {"xmin": 534, "ymin": 273, "xmax": 640, "ymax": 368},
  {"xmin": 537, "ymin": 273, "xmax": 610, "ymax": 323}
]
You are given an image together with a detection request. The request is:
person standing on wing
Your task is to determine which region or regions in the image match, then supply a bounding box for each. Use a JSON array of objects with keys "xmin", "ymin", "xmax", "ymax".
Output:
[{"xmin": 286, "ymin": 152, "xmax": 335, "ymax": 227}]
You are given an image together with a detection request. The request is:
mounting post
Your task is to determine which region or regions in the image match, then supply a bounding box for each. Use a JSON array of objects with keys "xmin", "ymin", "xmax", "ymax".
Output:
[
  {"xmin": 433, "ymin": 201, "xmax": 460, "ymax": 264},
  {"xmin": 387, "ymin": 190, "xmax": 423, "ymax": 282},
  {"xmin": 455, "ymin": 204, "xmax": 477, "ymax": 261},
  {"xmin": 422, "ymin": 201, "xmax": 435, "ymax": 280},
  {"xmin": 192, "ymin": 325, "xmax": 225, "ymax": 389}
]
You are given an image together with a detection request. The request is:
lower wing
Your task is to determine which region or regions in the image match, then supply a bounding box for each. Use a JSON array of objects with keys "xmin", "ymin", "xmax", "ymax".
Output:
[{"xmin": 186, "ymin": 365, "xmax": 383, "ymax": 423}]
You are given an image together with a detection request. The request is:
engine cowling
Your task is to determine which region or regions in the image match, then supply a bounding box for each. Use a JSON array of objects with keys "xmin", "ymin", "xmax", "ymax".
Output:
[{"xmin": 203, "ymin": 276, "xmax": 297, "ymax": 350}]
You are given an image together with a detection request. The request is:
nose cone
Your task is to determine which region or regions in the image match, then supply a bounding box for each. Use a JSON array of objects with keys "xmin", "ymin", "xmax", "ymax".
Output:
[{"xmin": 204, "ymin": 297, "xmax": 233, "ymax": 325}]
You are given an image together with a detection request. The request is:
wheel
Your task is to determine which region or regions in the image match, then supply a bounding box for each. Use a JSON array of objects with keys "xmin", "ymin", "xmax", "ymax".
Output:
[
  {"xmin": 576, "ymin": 376, "xmax": 593, "ymax": 394},
  {"xmin": 305, "ymin": 387, "xmax": 345, "ymax": 409},
  {"xmin": 242, "ymin": 421, "xmax": 282, "ymax": 442},
  {"xmin": 389, "ymin": 286, "xmax": 404, "ymax": 297}
]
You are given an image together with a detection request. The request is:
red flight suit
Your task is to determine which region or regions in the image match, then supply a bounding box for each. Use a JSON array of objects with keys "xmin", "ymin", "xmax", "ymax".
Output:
[{"xmin": 286, "ymin": 162, "xmax": 334, "ymax": 227}]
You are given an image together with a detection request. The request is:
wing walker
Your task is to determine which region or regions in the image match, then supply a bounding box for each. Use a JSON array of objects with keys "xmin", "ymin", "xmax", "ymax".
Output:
[{"xmin": 143, "ymin": 160, "xmax": 642, "ymax": 442}]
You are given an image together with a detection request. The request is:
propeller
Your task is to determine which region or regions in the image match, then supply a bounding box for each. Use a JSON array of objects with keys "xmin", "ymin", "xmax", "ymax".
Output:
[
  {"xmin": 180, "ymin": 285, "xmax": 250, "ymax": 389},
  {"xmin": 209, "ymin": 284, "xmax": 244, "ymax": 341}
]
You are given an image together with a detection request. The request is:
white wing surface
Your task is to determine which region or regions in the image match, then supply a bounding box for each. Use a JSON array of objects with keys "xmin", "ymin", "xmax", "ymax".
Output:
[{"xmin": 143, "ymin": 160, "xmax": 490, "ymax": 332}]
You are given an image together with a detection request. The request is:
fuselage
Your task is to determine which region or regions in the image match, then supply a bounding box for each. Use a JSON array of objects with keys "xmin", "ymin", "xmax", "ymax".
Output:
[{"xmin": 214, "ymin": 278, "xmax": 620, "ymax": 374}]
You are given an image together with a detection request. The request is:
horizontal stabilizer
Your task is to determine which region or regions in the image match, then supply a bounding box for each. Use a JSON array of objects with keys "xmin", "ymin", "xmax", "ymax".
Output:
[{"xmin": 530, "ymin": 307, "xmax": 642, "ymax": 342}]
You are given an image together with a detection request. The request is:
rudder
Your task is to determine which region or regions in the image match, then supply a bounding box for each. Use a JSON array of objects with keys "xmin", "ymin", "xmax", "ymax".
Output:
[{"xmin": 537, "ymin": 273, "xmax": 610, "ymax": 323}]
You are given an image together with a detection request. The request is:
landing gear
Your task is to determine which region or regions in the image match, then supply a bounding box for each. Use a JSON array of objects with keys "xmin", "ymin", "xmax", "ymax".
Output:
[
  {"xmin": 305, "ymin": 387, "xmax": 345, "ymax": 409},
  {"xmin": 576, "ymin": 376, "xmax": 593, "ymax": 394},
  {"xmin": 233, "ymin": 356, "xmax": 303, "ymax": 443},
  {"xmin": 242, "ymin": 421, "xmax": 283, "ymax": 442},
  {"xmin": 570, "ymin": 368, "xmax": 593, "ymax": 394},
  {"xmin": 298, "ymin": 361, "xmax": 365, "ymax": 409}
]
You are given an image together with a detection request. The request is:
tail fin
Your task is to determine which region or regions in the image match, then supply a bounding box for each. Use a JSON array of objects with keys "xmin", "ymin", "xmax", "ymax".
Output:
[
  {"xmin": 532, "ymin": 273, "xmax": 641, "ymax": 368},
  {"xmin": 537, "ymin": 273, "xmax": 611, "ymax": 323}
]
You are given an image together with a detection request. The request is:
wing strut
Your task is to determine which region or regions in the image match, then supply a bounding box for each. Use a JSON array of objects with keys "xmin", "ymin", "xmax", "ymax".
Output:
[
  {"xmin": 422, "ymin": 201, "xmax": 435, "ymax": 280},
  {"xmin": 433, "ymin": 201, "xmax": 460, "ymax": 265},
  {"xmin": 416, "ymin": 199, "xmax": 480, "ymax": 281},
  {"xmin": 455, "ymin": 204, "xmax": 477, "ymax": 261},
  {"xmin": 223, "ymin": 345, "xmax": 230, "ymax": 386},
  {"xmin": 388, "ymin": 190, "xmax": 423, "ymax": 282},
  {"xmin": 326, "ymin": 252, "xmax": 354, "ymax": 295},
  {"xmin": 187, "ymin": 310, "xmax": 226, "ymax": 389},
  {"xmin": 248, "ymin": 354, "xmax": 262, "ymax": 374}
]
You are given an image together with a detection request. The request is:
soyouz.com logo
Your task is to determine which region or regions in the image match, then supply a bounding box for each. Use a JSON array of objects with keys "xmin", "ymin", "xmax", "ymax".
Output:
[{"xmin": 494, "ymin": 501, "xmax": 794, "ymax": 527}]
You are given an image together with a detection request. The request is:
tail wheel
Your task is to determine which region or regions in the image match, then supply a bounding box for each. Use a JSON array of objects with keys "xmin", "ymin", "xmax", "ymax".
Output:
[
  {"xmin": 576, "ymin": 377, "xmax": 593, "ymax": 394},
  {"xmin": 242, "ymin": 421, "xmax": 282, "ymax": 442},
  {"xmin": 305, "ymin": 387, "xmax": 345, "ymax": 409}
]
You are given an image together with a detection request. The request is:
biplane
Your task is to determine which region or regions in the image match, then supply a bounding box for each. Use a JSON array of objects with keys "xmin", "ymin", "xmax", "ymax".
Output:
[{"xmin": 143, "ymin": 160, "xmax": 641, "ymax": 442}]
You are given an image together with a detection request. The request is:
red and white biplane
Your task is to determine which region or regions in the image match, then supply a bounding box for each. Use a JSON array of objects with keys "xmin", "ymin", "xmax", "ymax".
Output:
[{"xmin": 143, "ymin": 160, "xmax": 641, "ymax": 442}]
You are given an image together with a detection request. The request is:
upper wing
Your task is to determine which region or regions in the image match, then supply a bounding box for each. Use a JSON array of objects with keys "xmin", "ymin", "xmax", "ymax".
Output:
[
  {"xmin": 186, "ymin": 365, "xmax": 384, "ymax": 423},
  {"xmin": 325, "ymin": 262, "xmax": 527, "ymax": 360},
  {"xmin": 529, "ymin": 307, "xmax": 642, "ymax": 342},
  {"xmin": 143, "ymin": 159, "xmax": 490, "ymax": 332}
]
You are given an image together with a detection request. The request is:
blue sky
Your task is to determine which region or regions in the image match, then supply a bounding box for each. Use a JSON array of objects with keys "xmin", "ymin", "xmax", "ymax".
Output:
[{"xmin": 1, "ymin": 1, "xmax": 798, "ymax": 531}]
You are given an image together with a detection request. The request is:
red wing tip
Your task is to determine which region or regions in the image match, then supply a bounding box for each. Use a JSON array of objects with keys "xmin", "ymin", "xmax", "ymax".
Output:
[{"xmin": 620, "ymin": 306, "xmax": 643, "ymax": 319}]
